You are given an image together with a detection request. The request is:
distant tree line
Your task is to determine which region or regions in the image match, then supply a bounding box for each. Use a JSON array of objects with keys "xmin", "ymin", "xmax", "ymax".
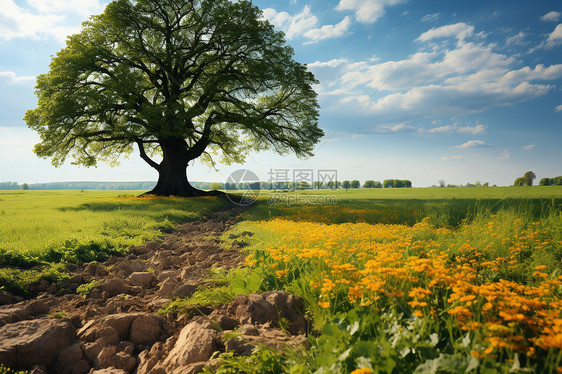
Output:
[{"xmin": 539, "ymin": 176, "xmax": 562, "ymax": 186}]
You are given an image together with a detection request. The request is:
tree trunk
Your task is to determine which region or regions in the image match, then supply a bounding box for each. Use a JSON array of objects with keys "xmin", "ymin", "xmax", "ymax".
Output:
[{"xmin": 147, "ymin": 138, "xmax": 206, "ymax": 197}]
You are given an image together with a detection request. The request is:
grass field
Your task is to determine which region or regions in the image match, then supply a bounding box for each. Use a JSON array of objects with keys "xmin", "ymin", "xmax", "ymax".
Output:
[
  {"xmin": 214, "ymin": 187, "xmax": 562, "ymax": 373},
  {"xmin": 0, "ymin": 190, "xmax": 229, "ymax": 294},
  {"xmin": 1, "ymin": 187, "xmax": 561, "ymax": 372}
]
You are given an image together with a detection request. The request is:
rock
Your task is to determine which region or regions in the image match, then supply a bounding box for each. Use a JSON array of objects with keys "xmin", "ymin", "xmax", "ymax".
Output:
[
  {"xmin": 162, "ymin": 320, "xmax": 218, "ymax": 370},
  {"xmin": 209, "ymin": 310, "xmax": 239, "ymax": 331},
  {"xmin": 72, "ymin": 360, "xmax": 91, "ymax": 374},
  {"xmin": 89, "ymin": 288, "xmax": 103, "ymax": 299},
  {"xmin": 171, "ymin": 362, "xmax": 207, "ymax": 374},
  {"xmin": 85, "ymin": 262, "xmax": 108, "ymax": 276},
  {"xmin": 239, "ymin": 324, "xmax": 259, "ymax": 336},
  {"xmin": 0, "ymin": 307, "xmax": 31, "ymax": 327},
  {"xmin": 48, "ymin": 283, "xmax": 57, "ymax": 294},
  {"xmin": 90, "ymin": 368, "xmax": 129, "ymax": 374},
  {"xmin": 96, "ymin": 326, "xmax": 120, "ymax": 345},
  {"xmin": 172, "ymin": 281, "xmax": 199, "ymax": 298},
  {"xmin": 129, "ymin": 314, "xmax": 163, "ymax": 345},
  {"xmin": 0, "ymin": 290, "xmax": 16, "ymax": 305},
  {"xmin": 23, "ymin": 300, "xmax": 48, "ymax": 316},
  {"xmin": 157, "ymin": 270, "xmax": 180, "ymax": 283},
  {"xmin": 54, "ymin": 343, "xmax": 84, "ymax": 374},
  {"xmin": 79, "ymin": 313, "xmax": 163, "ymax": 347},
  {"xmin": 127, "ymin": 272, "xmax": 156, "ymax": 288},
  {"xmin": 101, "ymin": 278, "xmax": 130, "ymax": 297},
  {"xmin": 0, "ymin": 319, "xmax": 75, "ymax": 369},
  {"xmin": 95, "ymin": 346, "xmax": 136, "ymax": 372},
  {"xmin": 83, "ymin": 339, "xmax": 106, "ymax": 362},
  {"xmin": 157, "ymin": 278, "xmax": 178, "ymax": 297},
  {"xmin": 116, "ymin": 341, "xmax": 135, "ymax": 355},
  {"xmin": 228, "ymin": 291, "xmax": 307, "ymax": 335}
]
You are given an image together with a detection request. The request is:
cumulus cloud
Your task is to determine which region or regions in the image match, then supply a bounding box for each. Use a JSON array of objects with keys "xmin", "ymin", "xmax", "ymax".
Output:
[
  {"xmin": 0, "ymin": 71, "xmax": 35, "ymax": 84},
  {"xmin": 303, "ymin": 16, "xmax": 351, "ymax": 42},
  {"xmin": 541, "ymin": 11, "xmax": 561, "ymax": 22},
  {"xmin": 522, "ymin": 144, "xmax": 536, "ymax": 150},
  {"xmin": 546, "ymin": 24, "xmax": 562, "ymax": 48},
  {"xmin": 376, "ymin": 123, "xmax": 415, "ymax": 132},
  {"xmin": 308, "ymin": 23, "xmax": 562, "ymax": 124},
  {"xmin": 556, "ymin": 104, "xmax": 562, "ymax": 112},
  {"xmin": 453, "ymin": 140, "xmax": 490, "ymax": 148},
  {"xmin": 423, "ymin": 123, "xmax": 486, "ymax": 135},
  {"xmin": 335, "ymin": 0, "xmax": 407, "ymax": 24},
  {"xmin": 262, "ymin": 6, "xmax": 318, "ymax": 39},
  {"xmin": 263, "ymin": 6, "xmax": 350, "ymax": 43},
  {"xmin": 416, "ymin": 22, "xmax": 474, "ymax": 42},
  {"xmin": 506, "ymin": 32, "xmax": 527, "ymax": 46},
  {"xmin": 0, "ymin": 0, "xmax": 104, "ymax": 41}
]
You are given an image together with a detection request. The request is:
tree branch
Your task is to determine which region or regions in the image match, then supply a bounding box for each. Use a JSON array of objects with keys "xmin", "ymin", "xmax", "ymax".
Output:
[{"xmin": 136, "ymin": 140, "xmax": 161, "ymax": 170}]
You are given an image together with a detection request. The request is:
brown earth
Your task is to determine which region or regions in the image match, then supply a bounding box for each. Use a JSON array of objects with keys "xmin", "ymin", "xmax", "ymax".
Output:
[{"xmin": 0, "ymin": 207, "xmax": 309, "ymax": 374}]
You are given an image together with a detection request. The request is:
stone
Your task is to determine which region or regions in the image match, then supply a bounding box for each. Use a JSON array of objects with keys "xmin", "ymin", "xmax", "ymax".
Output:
[
  {"xmin": 72, "ymin": 360, "xmax": 91, "ymax": 374},
  {"xmin": 162, "ymin": 320, "xmax": 218, "ymax": 370},
  {"xmin": 54, "ymin": 343, "xmax": 84, "ymax": 374},
  {"xmin": 101, "ymin": 278, "xmax": 130, "ymax": 297},
  {"xmin": 0, "ymin": 319, "xmax": 75, "ymax": 369},
  {"xmin": 239, "ymin": 324, "xmax": 259, "ymax": 336},
  {"xmin": 172, "ymin": 281, "xmax": 199, "ymax": 298},
  {"xmin": 127, "ymin": 272, "xmax": 156, "ymax": 288},
  {"xmin": 95, "ymin": 346, "xmax": 136, "ymax": 372},
  {"xmin": 83, "ymin": 339, "xmax": 106, "ymax": 362},
  {"xmin": 0, "ymin": 290, "xmax": 16, "ymax": 305},
  {"xmin": 129, "ymin": 314, "xmax": 163, "ymax": 345},
  {"xmin": 90, "ymin": 368, "xmax": 128, "ymax": 374},
  {"xmin": 157, "ymin": 278, "xmax": 178, "ymax": 297}
]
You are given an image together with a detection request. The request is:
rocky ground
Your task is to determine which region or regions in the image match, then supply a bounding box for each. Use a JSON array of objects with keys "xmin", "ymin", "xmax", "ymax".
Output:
[{"xmin": 0, "ymin": 208, "xmax": 309, "ymax": 374}]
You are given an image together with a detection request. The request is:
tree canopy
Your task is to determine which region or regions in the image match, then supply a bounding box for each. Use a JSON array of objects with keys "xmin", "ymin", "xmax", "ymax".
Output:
[{"xmin": 25, "ymin": 0, "xmax": 323, "ymax": 196}]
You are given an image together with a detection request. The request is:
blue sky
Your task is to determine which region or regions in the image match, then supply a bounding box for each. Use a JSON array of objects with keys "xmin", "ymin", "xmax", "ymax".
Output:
[{"xmin": 0, "ymin": 0, "xmax": 561, "ymax": 186}]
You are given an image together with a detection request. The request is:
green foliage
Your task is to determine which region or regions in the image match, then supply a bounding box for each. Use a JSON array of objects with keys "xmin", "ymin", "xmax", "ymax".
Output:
[
  {"xmin": 513, "ymin": 177, "xmax": 527, "ymax": 186},
  {"xmin": 0, "ymin": 364, "xmax": 28, "ymax": 374},
  {"xmin": 76, "ymin": 280, "xmax": 100, "ymax": 297},
  {"xmin": 523, "ymin": 171, "xmax": 536, "ymax": 186},
  {"xmin": 350, "ymin": 180, "xmax": 360, "ymax": 189},
  {"xmin": 25, "ymin": 0, "xmax": 322, "ymax": 172},
  {"xmin": 204, "ymin": 345, "xmax": 286, "ymax": 374},
  {"xmin": 363, "ymin": 180, "xmax": 383, "ymax": 188},
  {"xmin": 0, "ymin": 191, "xmax": 228, "ymax": 295},
  {"xmin": 210, "ymin": 182, "xmax": 224, "ymax": 191},
  {"xmin": 220, "ymin": 194, "xmax": 562, "ymax": 373},
  {"xmin": 52, "ymin": 311, "xmax": 68, "ymax": 319},
  {"xmin": 342, "ymin": 181, "xmax": 351, "ymax": 189}
]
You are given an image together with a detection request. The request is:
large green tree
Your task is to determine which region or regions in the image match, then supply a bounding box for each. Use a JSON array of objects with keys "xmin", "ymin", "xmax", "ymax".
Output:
[{"xmin": 25, "ymin": 0, "xmax": 322, "ymax": 196}]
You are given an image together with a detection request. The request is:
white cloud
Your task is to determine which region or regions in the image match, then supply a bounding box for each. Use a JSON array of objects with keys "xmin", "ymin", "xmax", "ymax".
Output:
[
  {"xmin": 442, "ymin": 155, "xmax": 465, "ymax": 161},
  {"xmin": 546, "ymin": 24, "xmax": 562, "ymax": 48},
  {"xmin": 454, "ymin": 140, "xmax": 490, "ymax": 148},
  {"xmin": 28, "ymin": 0, "xmax": 104, "ymax": 17},
  {"xmin": 556, "ymin": 104, "xmax": 562, "ymax": 112},
  {"xmin": 416, "ymin": 22, "xmax": 474, "ymax": 42},
  {"xmin": 377, "ymin": 123, "xmax": 415, "ymax": 132},
  {"xmin": 423, "ymin": 123, "xmax": 486, "ymax": 135},
  {"xmin": 262, "ymin": 6, "xmax": 319, "ymax": 39},
  {"xmin": 310, "ymin": 22, "xmax": 562, "ymax": 124},
  {"xmin": 303, "ymin": 16, "xmax": 351, "ymax": 42},
  {"xmin": 421, "ymin": 13, "xmax": 439, "ymax": 22},
  {"xmin": 541, "ymin": 11, "xmax": 561, "ymax": 22},
  {"xmin": 522, "ymin": 144, "xmax": 536, "ymax": 151},
  {"xmin": 263, "ymin": 6, "xmax": 350, "ymax": 42},
  {"xmin": 0, "ymin": 0, "xmax": 104, "ymax": 41},
  {"xmin": 506, "ymin": 32, "xmax": 527, "ymax": 46},
  {"xmin": 335, "ymin": 0, "xmax": 407, "ymax": 24},
  {"xmin": 0, "ymin": 71, "xmax": 35, "ymax": 84}
]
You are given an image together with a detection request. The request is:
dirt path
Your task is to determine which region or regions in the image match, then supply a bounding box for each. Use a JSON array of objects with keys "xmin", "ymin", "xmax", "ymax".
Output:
[{"xmin": 49, "ymin": 206, "xmax": 247, "ymax": 322}]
